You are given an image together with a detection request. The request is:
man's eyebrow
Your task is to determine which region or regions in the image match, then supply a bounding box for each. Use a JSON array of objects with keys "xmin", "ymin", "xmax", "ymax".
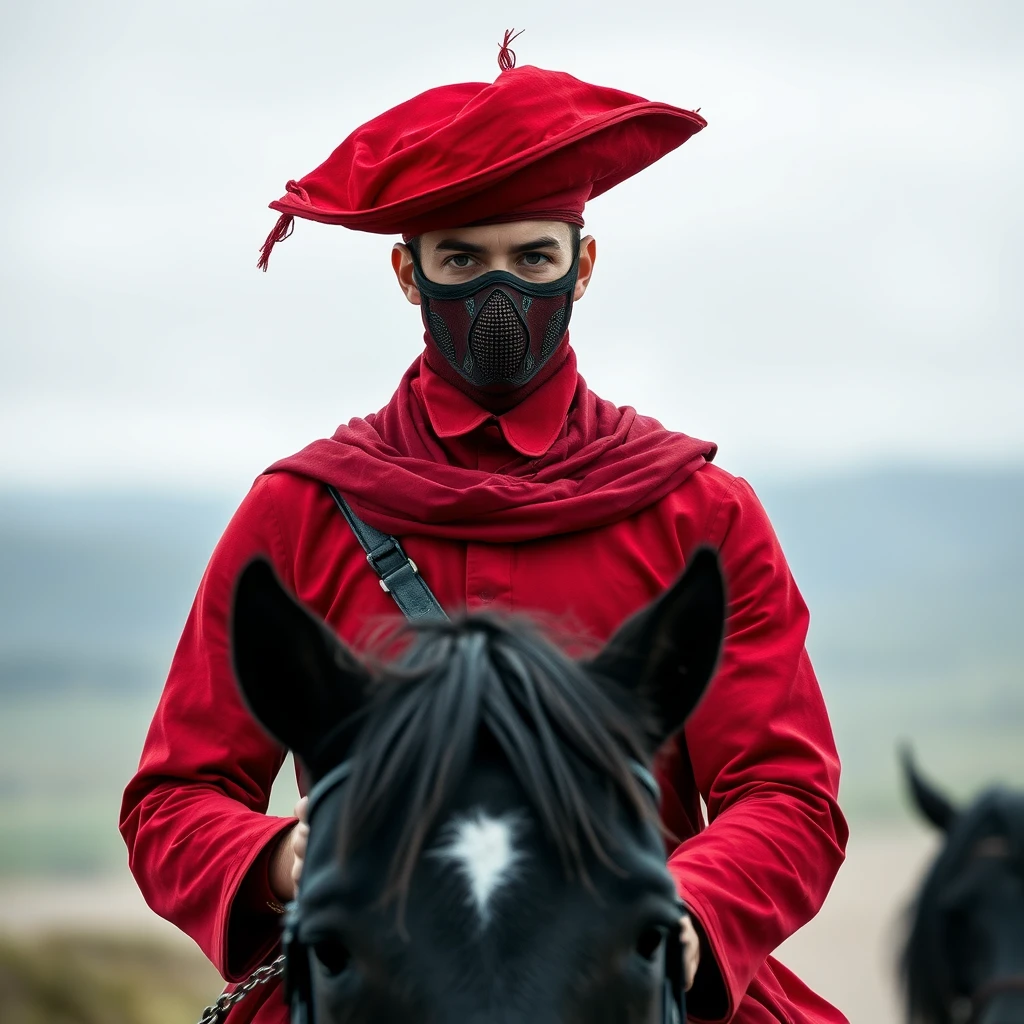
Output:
[
  {"xmin": 509, "ymin": 235, "xmax": 562, "ymax": 253},
  {"xmin": 433, "ymin": 238, "xmax": 488, "ymax": 254}
]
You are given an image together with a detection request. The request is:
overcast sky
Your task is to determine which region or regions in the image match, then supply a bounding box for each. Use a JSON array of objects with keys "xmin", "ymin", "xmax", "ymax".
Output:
[{"xmin": 1, "ymin": 0, "xmax": 1021, "ymax": 494}]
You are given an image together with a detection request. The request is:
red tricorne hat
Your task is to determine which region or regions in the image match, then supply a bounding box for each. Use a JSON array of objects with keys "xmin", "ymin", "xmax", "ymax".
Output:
[{"xmin": 257, "ymin": 33, "xmax": 706, "ymax": 269}]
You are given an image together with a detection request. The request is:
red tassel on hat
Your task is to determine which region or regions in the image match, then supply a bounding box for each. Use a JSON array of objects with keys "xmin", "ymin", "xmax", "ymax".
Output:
[
  {"xmin": 497, "ymin": 28, "xmax": 524, "ymax": 72},
  {"xmin": 257, "ymin": 213, "xmax": 295, "ymax": 271}
]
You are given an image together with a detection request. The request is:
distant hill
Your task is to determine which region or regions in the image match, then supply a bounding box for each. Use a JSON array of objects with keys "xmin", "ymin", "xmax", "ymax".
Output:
[
  {"xmin": 757, "ymin": 468, "xmax": 1024, "ymax": 679},
  {"xmin": 0, "ymin": 491, "xmax": 237, "ymax": 693},
  {"xmin": 0, "ymin": 467, "xmax": 1020, "ymax": 873}
]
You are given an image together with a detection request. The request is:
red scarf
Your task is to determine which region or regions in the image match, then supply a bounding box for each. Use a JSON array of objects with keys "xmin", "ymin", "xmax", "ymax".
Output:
[{"xmin": 267, "ymin": 349, "xmax": 716, "ymax": 543}]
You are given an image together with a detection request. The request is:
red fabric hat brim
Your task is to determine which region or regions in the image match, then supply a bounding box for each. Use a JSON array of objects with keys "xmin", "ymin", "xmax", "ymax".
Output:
[{"xmin": 265, "ymin": 66, "xmax": 706, "ymax": 238}]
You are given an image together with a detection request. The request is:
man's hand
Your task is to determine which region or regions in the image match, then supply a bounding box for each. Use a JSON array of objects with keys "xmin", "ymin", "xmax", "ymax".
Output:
[
  {"xmin": 269, "ymin": 797, "xmax": 309, "ymax": 903},
  {"xmin": 680, "ymin": 914, "xmax": 700, "ymax": 991}
]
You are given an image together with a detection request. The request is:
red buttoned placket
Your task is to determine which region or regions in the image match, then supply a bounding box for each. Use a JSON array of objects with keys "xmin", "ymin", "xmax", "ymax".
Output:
[
  {"xmin": 465, "ymin": 421, "xmax": 517, "ymax": 615},
  {"xmin": 414, "ymin": 349, "xmax": 580, "ymax": 619}
]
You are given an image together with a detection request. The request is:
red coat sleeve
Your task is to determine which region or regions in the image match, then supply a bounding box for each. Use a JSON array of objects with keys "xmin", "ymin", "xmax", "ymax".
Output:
[
  {"xmin": 670, "ymin": 477, "xmax": 848, "ymax": 1021},
  {"xmin": 119, "ymin": 475, "xmax": 297, "ymax": 981}
]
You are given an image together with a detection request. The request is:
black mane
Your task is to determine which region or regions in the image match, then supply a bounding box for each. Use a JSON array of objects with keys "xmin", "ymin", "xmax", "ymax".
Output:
[
  {"xmin": 332, "ymin": 614, "xmax": 658, "ymax": 903},
  {"xmin": 902, "ymin": 787, "xmax": 1024, "ymax": 1023}
]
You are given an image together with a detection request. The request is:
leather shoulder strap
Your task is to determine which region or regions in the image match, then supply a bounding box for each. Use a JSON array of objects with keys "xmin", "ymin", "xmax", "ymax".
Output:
[{"xmin": 327, "ymin": 486, "xmax": 448, "ymax": 622}]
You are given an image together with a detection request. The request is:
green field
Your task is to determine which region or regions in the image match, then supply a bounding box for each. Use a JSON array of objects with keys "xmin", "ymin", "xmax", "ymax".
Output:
[
  {"xmin": 0, "ymin": 692, "xmax": 299, "ymax": 876},
  {"xmin": 0, "ymin": 673, "xmax": 1019, "ymax": 876}
]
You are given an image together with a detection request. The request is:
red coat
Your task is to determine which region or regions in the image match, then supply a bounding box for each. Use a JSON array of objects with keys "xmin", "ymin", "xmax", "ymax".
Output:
[{"xmin": 120, "ymin": 350, "xmax": 848, "ymax": 1024}]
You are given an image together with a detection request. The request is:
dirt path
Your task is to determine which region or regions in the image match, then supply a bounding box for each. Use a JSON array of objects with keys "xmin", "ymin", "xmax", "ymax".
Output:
[{"xmin": 0, "ymin": 824, "xmax": 939, "ymax": 1023}]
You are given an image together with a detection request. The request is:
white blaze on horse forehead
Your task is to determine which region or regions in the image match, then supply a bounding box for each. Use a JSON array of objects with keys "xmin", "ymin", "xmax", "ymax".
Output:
[{"xmin": 432, "ymin": 810, "xmax": 526, "ymax": 923}]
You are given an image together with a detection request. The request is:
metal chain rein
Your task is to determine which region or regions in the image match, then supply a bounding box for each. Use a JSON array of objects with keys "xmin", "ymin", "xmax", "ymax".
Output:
[{"xmin": 196, "ymin": 954, "xmax": 286, "ymax": 1024}]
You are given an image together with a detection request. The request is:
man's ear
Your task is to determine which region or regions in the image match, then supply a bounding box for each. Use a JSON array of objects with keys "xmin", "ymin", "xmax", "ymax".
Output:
[
  {"xmin": 573, "ymin": 234, "xmax": 597, "ymax": 302},
  {"xmin": 391, "ymin": 243, "xmax": 421, "ymax": 305},
  {"xmin": 231, "ymin": 558, "xmax": 371, "ymax": 767},
  {"xmin": 585, "ymin": 547, "xmax": 726, "ymax": 749}
]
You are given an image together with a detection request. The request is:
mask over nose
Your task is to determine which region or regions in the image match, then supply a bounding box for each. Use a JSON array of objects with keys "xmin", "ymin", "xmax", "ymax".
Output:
[{"xmin": 412, "ymin": 246, "xmax": 580, "ymax": 409}]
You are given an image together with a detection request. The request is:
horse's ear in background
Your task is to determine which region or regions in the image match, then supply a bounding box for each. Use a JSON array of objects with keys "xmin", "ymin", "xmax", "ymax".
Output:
[
  {"xmin": 586, "ymin": 546, "xmax": 726, "ymax": 747},
  {"xmin": 900, "ymin": 745, "xmax": 958, "ymax": 832},
  {"xmin": 231, "ymin": 557, "xmax": 371, "ymax": 765}
]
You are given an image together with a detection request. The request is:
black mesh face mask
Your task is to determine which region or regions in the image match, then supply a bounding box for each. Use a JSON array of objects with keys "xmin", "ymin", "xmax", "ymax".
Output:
[{"xmin": 411, "ymin": 246, "xmax": 580, "ymax": 394}]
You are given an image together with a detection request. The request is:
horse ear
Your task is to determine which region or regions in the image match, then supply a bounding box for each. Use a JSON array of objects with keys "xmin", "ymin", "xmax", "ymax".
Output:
[
  {"xmin": 900, "ymin": 745, "xmax": 957, "ymax": 832},
  {"xmin": 231, "ymin": 557, "xmax": 370, "ymax": 765},
  {"xmin": 587, "ymin": 547, "xmax": 727, "ymax": 747}
]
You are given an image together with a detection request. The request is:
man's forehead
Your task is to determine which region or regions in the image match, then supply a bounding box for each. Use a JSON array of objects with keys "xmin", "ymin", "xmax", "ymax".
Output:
[{"xmin": 418, "ymin": 220, "xmax": 574, "ymax": 252}]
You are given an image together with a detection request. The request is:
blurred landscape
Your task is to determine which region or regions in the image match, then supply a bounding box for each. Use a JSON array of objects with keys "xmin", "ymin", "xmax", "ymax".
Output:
[
  {"xmin": 0, "ymin": 465, "xmax": 1021, "ymax": 1020},
  {"xmin": 2, "ymin": 465, "xmax": 1021, "ymax": 873}
]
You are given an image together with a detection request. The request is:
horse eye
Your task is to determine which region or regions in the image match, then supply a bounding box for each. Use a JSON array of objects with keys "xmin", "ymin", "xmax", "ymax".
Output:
[
  {"xmin": 312, "ymin": 938, "xmax": 352, "ymax": 976},
  {"xmin": 634, "ymin": 926, "xmax": 666, "ymax": 962}
]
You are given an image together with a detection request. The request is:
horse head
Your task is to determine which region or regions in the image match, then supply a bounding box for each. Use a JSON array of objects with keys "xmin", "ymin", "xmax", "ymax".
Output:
[
  {"xmin": 901, "ymin": 748, "xmax": 1024, "ymax": 1024},
  {"xmin": 229, "ymin": 548, "xmax": 726, "ymax": 1024}
]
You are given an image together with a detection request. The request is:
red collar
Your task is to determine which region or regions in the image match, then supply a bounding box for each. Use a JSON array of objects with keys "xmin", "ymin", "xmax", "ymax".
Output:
[{"xmin": 418, "ymin": 348, "xmax": 579, "ymax": 458}]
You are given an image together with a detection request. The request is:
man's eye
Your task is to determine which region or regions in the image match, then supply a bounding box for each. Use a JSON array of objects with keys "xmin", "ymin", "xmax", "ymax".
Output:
[
  {"xmin": 520, "ymin": 253, "xmax": 551, "ymax": 267},
  {"xmin": 445, "ymin": 254, "xmax": 475, "ymax": 269}
]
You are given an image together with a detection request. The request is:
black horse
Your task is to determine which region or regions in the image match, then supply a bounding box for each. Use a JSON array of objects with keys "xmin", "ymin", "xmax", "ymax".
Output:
[
  {"xmin": 901, "ymin": 749, "xmax": 1024, "ymax": 1024},
  {"xmin": 230, "ymin": 548, "xmax": 726, "ymax": 1024}
]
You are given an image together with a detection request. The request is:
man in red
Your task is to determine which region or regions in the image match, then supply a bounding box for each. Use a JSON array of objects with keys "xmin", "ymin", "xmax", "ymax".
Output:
[{"xmin": 121, "ymin": 43, "xmax": 848, "ymax": 1024}]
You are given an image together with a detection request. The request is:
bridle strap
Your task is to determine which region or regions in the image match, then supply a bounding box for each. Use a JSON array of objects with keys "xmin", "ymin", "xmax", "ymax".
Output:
[
  {"xmin": 305, "ymin": 759, "xmax": 353, "ymax": 822},
  {"xmin": 630, "ymin": 761, "xmax": 661, "ymax": 803},
  {"xmin": 962, "ymin": 976, "xmax": 1024, "ymax": 1024}
]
